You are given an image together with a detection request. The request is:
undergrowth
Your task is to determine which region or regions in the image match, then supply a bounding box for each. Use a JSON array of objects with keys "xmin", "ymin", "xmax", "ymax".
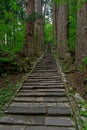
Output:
[
  {"xmin": 79, "ymin": 100, "xmax": 87, "ymax": 130},
  {"xmin": 0, "ymin": 83, "xmax": 18, "ymax": 113}
]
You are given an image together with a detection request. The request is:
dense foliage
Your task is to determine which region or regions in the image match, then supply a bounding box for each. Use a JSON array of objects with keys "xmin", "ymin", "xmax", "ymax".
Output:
[
  {"xmin": 0, "ymin": 0, "xmax": 25, "ymax": 62},
  {"xmin": 0, "ymin": 0, "xmax": 27, "ymax": 74},
  {"xmin": 44, "ymin": 23, "xmax": 53, "ymax": 44}
]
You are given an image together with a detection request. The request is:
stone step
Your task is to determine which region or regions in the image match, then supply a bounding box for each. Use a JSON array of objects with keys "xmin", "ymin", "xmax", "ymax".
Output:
[
  {"xmin": 27, "ymin": 78, "xmax": 62, "ymax": 82},
  {"xmin": 18, "ymin": 91, "xmax": 66, "ymax": 94},
  {"xmin": 34, "ymin": 68, "xmax": 57, "ymax": 70},
  {"xmin": 47, "ymin": 107, "xmax": 72, "ymax": 116},
  {"xmin": 13, "ymin": 97, "xmax": 68, "ymax": 103},
  {"xmin": 28, "ymin": 76, "xmax": 60, "ymax": 79},
  {"xmin": 45, "ymin": 117, "xmax": 75, "ymax": 127},
  {"xmin": 0, "ymin": 115, "xmax": 45, "ymax": 125},
  {"xmin": 32, "ymin": 71, "xmax": 58, "ymax": 73},
  {"xmin": 7, "ymin": 102, "xmax": 71, "ymax": 116},
  {"xmin": 26, "ymin": 81, "xmax": 63, "ymax": 84},
  {"xmin": 0, "ymin": 125, "xmax": 26, "ymax": 130},
  {"xmin": 30, "ymin": 74, "xmax": 58, "ymax": 77},
  {"xmin": 34, "ymin": 69, "xmax": 57, "ymax": 71},
  {"xmin": 17, "ymin": 92, "xmax": 66, "ymax": 97},
  {"xmin": 23, "ymin": 83, "xmax": 64, "ymax": 86},
  {"xmin": 25, "ymin": 126, "xmax": 76, "ymax": 130},
  {"xmin": 44, "ymin": 97, "xmax": 68, "ymax": 102},
  {"xmin": 27, "ymin": 80, "xmax": 62, "ymax": 83},
  {"xmin": 19, "ymin": 88, "xmax": 65, "ymax": 92},
  {"xmin": 10, "ymin": 102, "xmax": 69, "ymax": 107},
  {"xmin": 33, "ymin": 71, "xmax": 57, "ymax": 73},
  {"xmin": 0, "ymin": 125, "xmax": 76, "ymax": 130},
  {"xmin": 21, "ymin": 85, "xmax": 65, "ymax": 89},
  {"xmin": 5, "ymin": 106, "xmax": 47, "ymax": 115},
  {"xmin": 0, "ymin": 115, "xmax": 75, "ymax": 127}
]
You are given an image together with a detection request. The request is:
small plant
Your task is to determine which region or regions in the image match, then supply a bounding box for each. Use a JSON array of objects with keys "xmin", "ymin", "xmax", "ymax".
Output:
[
  {"xmin": 83, "ymin": 122, "xmax": 87, "ymax": 130},
  {"xmin": 79, "ymin": 100, "xmax": 87, "ymax": 130},
  {"xmin": 82, "ymin": 57, "xmax": 87, "ymax": 72},
  {"xmin": 83, "ymin": 57, "xmax": 87, "ymax": 65}
]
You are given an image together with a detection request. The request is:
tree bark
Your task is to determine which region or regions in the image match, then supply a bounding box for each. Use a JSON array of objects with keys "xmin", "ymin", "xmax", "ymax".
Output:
[
  {"xmin": 76, "ymin": 2, "xmax": 87, "ymax": 63},
  {"xmin": 53, "ymin": 3, "xmax": 58, "ymax": 50},
  {"xmin": 35, "ymin": 0, "xmax": 44, "ymax": 51},
  {"xmin": 57, "ymin": 3, "xmax": 69, "ymax": 58},
  {"xmin": 23, "ymin": 0, "xmax": 35, "ymax": 56}
]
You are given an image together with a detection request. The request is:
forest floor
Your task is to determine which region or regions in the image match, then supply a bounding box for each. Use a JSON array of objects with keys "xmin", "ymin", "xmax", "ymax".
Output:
[
  {"xmin": 0, "ymin": 73, "xmax": 25, "ymax": 89},
  {"xmin": 59, "ymin": 59, "xmax": 87, "ymax": 100},
  {"xmin": 67, "ymin": 71, "xmax": 87, "ymax": 100}
]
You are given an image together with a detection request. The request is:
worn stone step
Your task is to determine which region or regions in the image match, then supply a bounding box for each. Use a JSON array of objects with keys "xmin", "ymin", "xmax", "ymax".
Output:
[
  {"xmin": 30, "ymin": 74, "xmax": 58, "ymax": 77},
  {"xmin": 19, "ymin": 88, "xmax": 65, "ymax": 93},
  {"xmin": 20, "ymin": 88, "xmax": 65, "ymax": 92},
  {"xmin": 17, "ymin": 92, "xmax": 66, "ymax": 97},
  {"xmin": 25, "ymin": 126, "xmax": 76, "ymax": 130},
  {"xmin": 26, "ymin": 81, "xmax": 63, "ymax": 84},
  {"xmin": 21, "ymin": 85, "xmax": 65, "ymax": 89},
  {"xmin": 23, "ymin": 83, "xmax": 64, "ymax": 86},
  {"xmin": 27, "ymin": 80, "xmax": 62, "ymax": 83},
  {"xmin": 45, "ymin": 117, "xmax": 75, "ymax": 127},
  {"xmin": 34, "ymin": 68, "xmax": 57, "ymax": 70},
  {"xmin": 0, "ymin": 115, "xmax": 45, "ymax": 125},
  {"xmin": 47, "ymin": 107, "xmax": 72, "ymax": 116},
  {"xmin": 29, "ymin": 76, "xmax": 60, "ymax": 79},
  {"xmin": 0, "ymin": 125, "xmax": 26, "ymax": 130},
  {"xmin": 33, "ymin": 71, "xmax": 57, "ymax": 73},
  {"xmin": 0, "ymin": 125, "xmax": 76, "ymax": 130},
  {"xmin": 5, "ymin": 106, "xmax": 46, "ymax": 115},
  {"xmin": 34, "ymin": 69, "xmax": 57, "ymax": 72},
  {"xmin": 10, "ymin": 102, "xmax": 46, "ymax": 107},
  {"xmin": 35, "ymin": 65, "xmax": 56, "ymax": 67},
  {"xmin": 0, "ymin": 116, "xmax": 75, "ymax": 127},
  {"xmin": 44, "ymin": 97, "xmax": 68, "ymax": 102},
  {"xmin": 13, "ymin": 97, "xmax": 68, "ymax": 103},
  {"xmin": 8, "ymin": 103, "xmax": 71, "ymax": 116},
  {"xmin": 27, "ymin": 78, "xmax": 62, "ymax": 82},
  {"xmin": 10, "ymin": 102, "xmax": 69, "ymax": 108}
]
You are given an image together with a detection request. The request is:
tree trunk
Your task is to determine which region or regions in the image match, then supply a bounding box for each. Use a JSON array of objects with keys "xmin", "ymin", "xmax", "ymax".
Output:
[
  {"xmin": 76, "ymin": 2, "xmax": 87, "ymax": 63},
  {"xmin": 23, "ymin": 0, "xmax": 35, "ymax": 56},
  {"xmin": 53, "ymin": 3, "xmax": 58, "ymax": 50},
  {"xmin": 57, "ymin": 3, "xmax": 69, "ymax": 58},
  {"xmin": 35, "ymin": 0, "xmax": 44, "ymax": 51}
]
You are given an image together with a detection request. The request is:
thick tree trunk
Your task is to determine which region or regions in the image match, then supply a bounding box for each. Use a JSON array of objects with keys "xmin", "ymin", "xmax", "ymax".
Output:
[
  {"xmin": 57, "ymin": 3, "xmax": 69, "ymax": 58},
  {"xmin": 35, "ymin": 0, "xmax": 44, "ymax": 51},
  {"xmin": 76, "ymin": 3, "xmax": 87, "ymax": 63},
  {"xmin": 23, "ymin": 0, "xmax": 35, "ymax": 56},
  {"xmin": 53, "ymin": 3, "xmax": 58, "ymax": 50}
]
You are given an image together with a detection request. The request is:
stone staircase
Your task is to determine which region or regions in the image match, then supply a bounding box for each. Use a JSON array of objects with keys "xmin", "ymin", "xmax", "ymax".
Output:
[{"xmin": 0, "ymin": 53, "xmax": 76, "ymax": 130}]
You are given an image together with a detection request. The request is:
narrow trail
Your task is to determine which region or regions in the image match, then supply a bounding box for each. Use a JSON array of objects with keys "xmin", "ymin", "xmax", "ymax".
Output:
[{"xmin": 0, "ymin": 53, "xmax": 76, "ymax": 130}]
